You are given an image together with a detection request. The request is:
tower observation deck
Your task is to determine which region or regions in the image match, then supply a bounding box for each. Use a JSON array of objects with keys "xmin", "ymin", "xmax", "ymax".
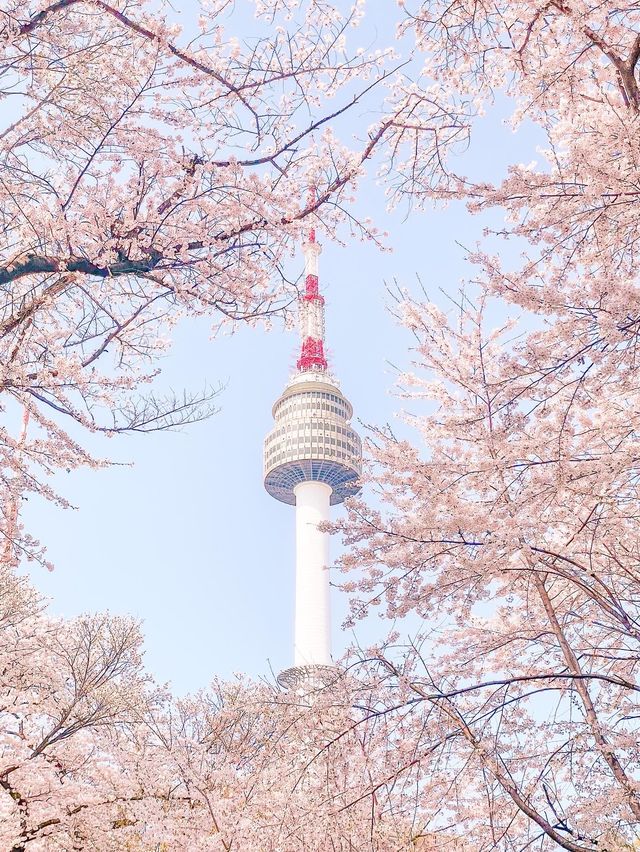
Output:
[{"xmin": 264, "ymin": 229, "xmax": 362, "ymax": 691}]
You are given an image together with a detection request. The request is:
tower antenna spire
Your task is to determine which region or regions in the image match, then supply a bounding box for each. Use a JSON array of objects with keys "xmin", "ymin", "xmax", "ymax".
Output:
[
  {"xmin": 263, "ymin": 197, "xmax": 362, "ymax": 692},
  {"xmin": 297, "ymin": 187, "xmax": 327, "ymax": 373}
]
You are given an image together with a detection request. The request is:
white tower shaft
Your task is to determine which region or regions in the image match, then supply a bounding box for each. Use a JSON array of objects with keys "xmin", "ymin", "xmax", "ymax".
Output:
[{"xmin": 294, "ymin": 481, "xmax": 332, "ymax": 666}]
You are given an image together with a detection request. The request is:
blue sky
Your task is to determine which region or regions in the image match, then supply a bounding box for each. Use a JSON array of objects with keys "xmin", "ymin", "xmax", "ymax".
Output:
[{"xmin": 20, "ymin": 2, "xmax": 541, "ymax": 696}]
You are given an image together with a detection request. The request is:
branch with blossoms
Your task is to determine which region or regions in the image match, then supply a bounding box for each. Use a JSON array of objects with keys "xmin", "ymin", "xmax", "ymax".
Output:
[{"xmin": 337, "ymin": 286, "xmax": 640, "ymax": 848}]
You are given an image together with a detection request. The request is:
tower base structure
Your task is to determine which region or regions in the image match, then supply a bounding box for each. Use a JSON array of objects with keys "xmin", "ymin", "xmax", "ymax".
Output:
[{"xmin": 277, "ymin": 663, "xmax": 341, "ymax": 692}]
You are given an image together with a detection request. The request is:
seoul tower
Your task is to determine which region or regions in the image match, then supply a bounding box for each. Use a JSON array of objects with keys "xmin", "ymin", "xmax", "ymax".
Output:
[{"xmin": 264, "ymin": 223, "xmax": 362, "ymax": 691}]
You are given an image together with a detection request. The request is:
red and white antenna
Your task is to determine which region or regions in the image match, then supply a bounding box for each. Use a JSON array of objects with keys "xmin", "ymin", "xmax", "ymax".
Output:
[{"xmin": 296, "ymin": 194, "xmax": 328, "ymax": 373}]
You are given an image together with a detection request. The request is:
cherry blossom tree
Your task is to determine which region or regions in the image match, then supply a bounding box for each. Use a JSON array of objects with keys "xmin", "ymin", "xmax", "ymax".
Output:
[
  {"xmin": 156, "ymin": 677, "xmax": 423, "ymax": 851},
  {"xmin": 0, "ymin": 0, "xmax": 405, "ymax": 566},
  {"xmin": 0, "ymin": 562, "xmax": 162, "ymax": 850},
  {"xmin": 0, "ymin": 559, "xmax": 423, "ymax": 850},
  {"xmin": 337, "ymin": 1, "xmax": 640, "ymax": 849}
]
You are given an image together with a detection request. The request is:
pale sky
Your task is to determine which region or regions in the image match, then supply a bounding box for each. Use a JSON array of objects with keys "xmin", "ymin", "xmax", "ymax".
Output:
[{"xmin": 20, "ymin": 2, "xmax": 540, "ymax": 696}]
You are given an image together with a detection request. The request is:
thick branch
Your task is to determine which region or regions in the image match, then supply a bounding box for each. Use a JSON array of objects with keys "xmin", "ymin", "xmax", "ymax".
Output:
[
  {"xmin": 534, "ymin": 572, "xmax": 640, "ymax": 821},
  {"xmin": 393, "ymin": 668, "xmax": 599, "ymax": 852},
  {"xmin": 0, "ymin": 252, "xmax": 162, "ymax": 288}
]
